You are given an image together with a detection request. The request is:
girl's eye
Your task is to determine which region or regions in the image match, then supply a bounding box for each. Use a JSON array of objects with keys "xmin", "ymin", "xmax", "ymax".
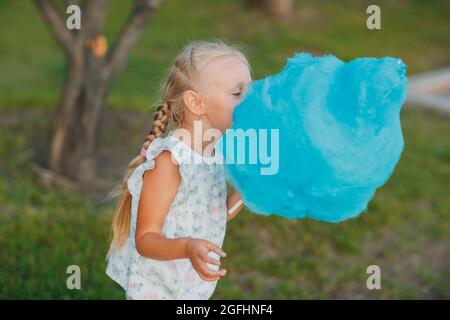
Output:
[{"xmin": 232, "ymin": 92, "xmax": 241, "ymax": 97}]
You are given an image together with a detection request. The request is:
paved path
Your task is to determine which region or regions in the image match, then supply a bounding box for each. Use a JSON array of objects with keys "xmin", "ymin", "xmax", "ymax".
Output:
[{"xmin": 406, "ymin": 67, "xmax": 450, "ymax": 112}]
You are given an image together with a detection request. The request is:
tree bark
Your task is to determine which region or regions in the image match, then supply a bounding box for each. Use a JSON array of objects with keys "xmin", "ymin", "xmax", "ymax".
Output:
[
  {"xmin": 33, "ymin": 0, "xmax": 161, "ymax": 182},
  {"xmin": 264, "ymin": 0, "xmax": 293, "ymax": 17},
  {"xmin": 244, "ymin": 0, "xmax": 293, "ymax": 18}
]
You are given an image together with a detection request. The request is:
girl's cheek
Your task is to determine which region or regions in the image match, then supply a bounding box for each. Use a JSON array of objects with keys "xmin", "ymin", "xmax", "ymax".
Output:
[
  {"xmin": 226, "ymin": 102, "xmax": 236, "ymax": 119},
  {"xmin": 217, "ymin": 109, "xmax": 233, "ymax": 131},
  {"xmin": 208, "ymin": 97, "xmax": 234, "ymax": 130}
]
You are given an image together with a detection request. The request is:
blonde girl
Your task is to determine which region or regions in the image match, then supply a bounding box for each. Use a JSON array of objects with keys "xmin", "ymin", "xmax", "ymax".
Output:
[{"xmin": 105, "ymin": 40, "xmax": 252, "ymax": 300}]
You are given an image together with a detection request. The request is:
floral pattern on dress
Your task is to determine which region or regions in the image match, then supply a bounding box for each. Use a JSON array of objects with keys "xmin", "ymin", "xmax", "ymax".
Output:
[{"xmin": 106, "ymin": 130, "xmax": 227, "ymax": 300}]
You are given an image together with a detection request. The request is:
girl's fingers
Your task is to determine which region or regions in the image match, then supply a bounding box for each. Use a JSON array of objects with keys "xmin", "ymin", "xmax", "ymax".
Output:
[
  {"xmin": 192, "ymin": 256, "xmax": 225, "ymax": 277},
  {"xmin": 200, "ymin": 265, "xmax": 227, "ymax": 279},
  {"xmin": 199, "ymin": 270, "xmax": 221, "ymax": 282},
  {"xmin": 201, "ymin": 254, "xmax": 221, "ymax": 266},
  {"xmin": 199, "ymin": 274, "xmax": 220, "ymax": 282},
  {"xmin": 193, "ymin": 261, "xmax": 227, "ymax": 281},
  {"xmin": 206, "ymin": 242, "xmax": 227, "ymax": 258}
]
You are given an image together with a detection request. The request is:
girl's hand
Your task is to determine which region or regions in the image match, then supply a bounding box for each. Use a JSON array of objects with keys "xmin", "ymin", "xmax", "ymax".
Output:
[{"xmin": 186, "ymin": 238, "xmax": 227, "ymax": 282}]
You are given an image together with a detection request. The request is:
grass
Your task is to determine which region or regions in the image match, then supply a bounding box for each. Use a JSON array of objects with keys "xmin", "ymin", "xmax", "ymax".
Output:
[
  {"xmin": 0, "ymin": 0, "xmax": 449, "ymax": 299},
  {"xmin": 1, "ymin": 106, "xmax": 448, "ymax": 299}
]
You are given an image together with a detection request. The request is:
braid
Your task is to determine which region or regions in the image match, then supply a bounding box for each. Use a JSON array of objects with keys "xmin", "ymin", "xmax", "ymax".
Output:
[
  {"xmin": 105, "ymin": 101, "xmax": 172, "ymax": 257},
  {"xmin": 144, "ymin": 101, "xmax": 171, "ymax": 148}
]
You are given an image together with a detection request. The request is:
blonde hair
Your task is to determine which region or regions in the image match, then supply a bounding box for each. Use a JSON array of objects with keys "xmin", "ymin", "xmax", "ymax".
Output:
[{"xmin": 106, "ymin": 39, "xmax": 251, "ymax": 259}]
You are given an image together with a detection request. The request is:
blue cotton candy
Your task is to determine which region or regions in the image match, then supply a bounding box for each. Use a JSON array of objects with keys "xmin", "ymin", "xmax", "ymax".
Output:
[{"xmin": 217, "ymin": 52, "xmax": 408, "ymax": 222}]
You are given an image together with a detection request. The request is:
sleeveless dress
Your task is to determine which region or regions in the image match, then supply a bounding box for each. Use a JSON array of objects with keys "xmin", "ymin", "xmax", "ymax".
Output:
[{"xmin": 106, "ymin": 130, "xmax": 228, "ymax": 300}]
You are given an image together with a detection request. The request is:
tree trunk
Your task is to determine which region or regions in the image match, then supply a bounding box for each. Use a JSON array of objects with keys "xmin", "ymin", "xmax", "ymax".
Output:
[
  {"xmin": 264, "ymin": 0, "xmax": 293, "ymax": 17},
  {"xmin": 50, "ymin": 53, "xmax": 109, "ymax": 182},
  {"xmin": 34, "ymin": 0, "xmax": 161, "ymax": 183}
]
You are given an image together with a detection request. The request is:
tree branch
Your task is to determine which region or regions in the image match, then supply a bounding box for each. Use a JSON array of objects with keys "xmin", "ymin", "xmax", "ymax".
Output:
[
  {"xmin": 63, "ymin": 0, "xmax": 79, "ymax": 8},
  {"xmin": 104, "ymin": 0, "xmax": 162, "ymax": 78},
  {"xmin": 33, "ymin": 0, "xmax": 75, "ymax": 56}
]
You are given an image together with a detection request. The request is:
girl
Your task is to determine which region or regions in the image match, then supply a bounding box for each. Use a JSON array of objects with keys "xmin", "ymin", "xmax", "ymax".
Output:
[{"xmin": 105, "ymin": 40, "xmax": 252, "ymax": 300}]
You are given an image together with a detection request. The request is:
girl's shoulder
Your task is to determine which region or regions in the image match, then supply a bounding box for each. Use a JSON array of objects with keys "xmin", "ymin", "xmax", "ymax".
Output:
[
  {"xmin": 127, "ymin": 131, "xmax": 182, "ymax": 199},
  {"xmin": 141, "ymin": 131, "xmax": 183, "ymax": 164}
]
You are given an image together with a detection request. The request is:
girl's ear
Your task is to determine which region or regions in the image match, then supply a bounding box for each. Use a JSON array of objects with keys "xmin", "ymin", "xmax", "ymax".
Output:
[{"xmin": 182, "ymin": 89, "xmax": 206, "ymax": 116}]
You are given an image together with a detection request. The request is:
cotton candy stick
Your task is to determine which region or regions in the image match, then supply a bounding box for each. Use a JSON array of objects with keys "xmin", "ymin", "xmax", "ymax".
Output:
[{"xmin": 228, "ymin": 199, "xmax": 243, "ymax": 215}]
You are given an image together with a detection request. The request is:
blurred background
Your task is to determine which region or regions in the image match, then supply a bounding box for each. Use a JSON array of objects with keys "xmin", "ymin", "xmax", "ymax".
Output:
[{"xmin": 0, "ymin": 0, "xmax": 449, "ymax": 299}]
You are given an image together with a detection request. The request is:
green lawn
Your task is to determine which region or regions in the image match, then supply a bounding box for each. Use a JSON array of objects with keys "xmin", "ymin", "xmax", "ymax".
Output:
[
  {"xmin": 0, "ymin": 0, "xmax": 449, "ymax": 299},
  {"xmin": 1, "ymin": 106, "xmax": 448, "ymax": 299}
]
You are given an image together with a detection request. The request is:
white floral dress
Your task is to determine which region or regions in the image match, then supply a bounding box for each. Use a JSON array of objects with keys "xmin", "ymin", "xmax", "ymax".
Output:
[{"xmin": 106, "ymin": 130, "xmax": 228, "ymax": 300}]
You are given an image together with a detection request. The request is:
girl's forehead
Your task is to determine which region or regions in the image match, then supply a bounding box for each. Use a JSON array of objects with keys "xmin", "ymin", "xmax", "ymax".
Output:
[{"xmin": 202, "ymin": 56, "xmax": 251, "ymax": 89}]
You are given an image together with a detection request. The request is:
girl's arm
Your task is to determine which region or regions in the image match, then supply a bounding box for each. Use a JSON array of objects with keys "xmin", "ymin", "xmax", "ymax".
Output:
[
  {"xmin": 226, "ymin": 191, "xmax": 244, "ymax": 222},
  {"xmin": 135, "ymin": 150, "xmax": 189, "ymax": 260},
  {"xmin": 135, "ymin": 151, "xmax": 227, "ymax": 281}
]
